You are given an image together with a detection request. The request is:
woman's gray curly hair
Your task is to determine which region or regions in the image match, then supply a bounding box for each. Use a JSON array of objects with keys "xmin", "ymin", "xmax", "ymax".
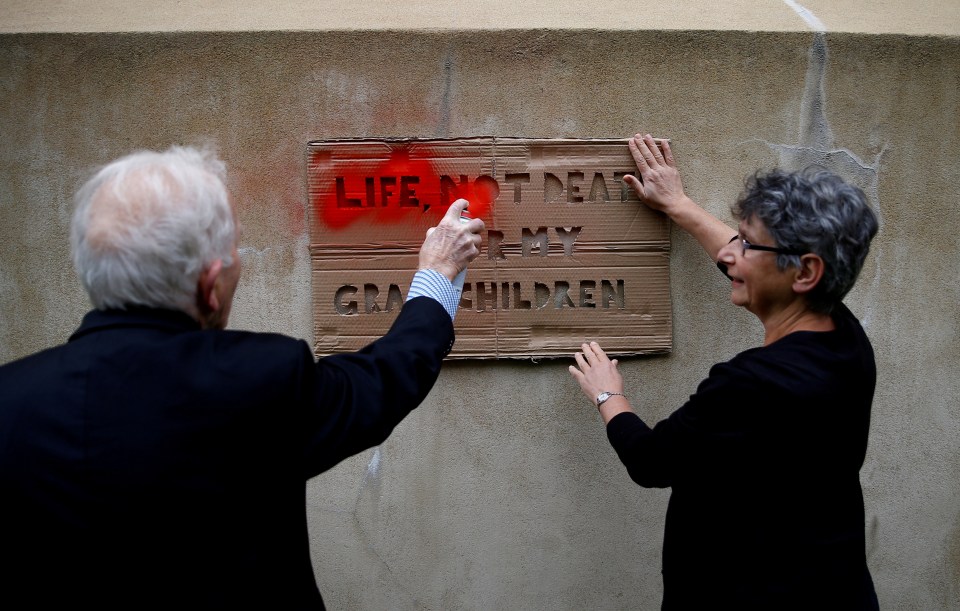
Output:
[{"xmin": 732, "ymin": 167, "xmax": 879, "ymax": 314}]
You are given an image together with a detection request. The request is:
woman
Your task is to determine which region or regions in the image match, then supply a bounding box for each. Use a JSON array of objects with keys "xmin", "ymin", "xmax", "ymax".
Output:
[{"xmin": 569, "ymin": 134, "xmax": 880, "ymax": 609}]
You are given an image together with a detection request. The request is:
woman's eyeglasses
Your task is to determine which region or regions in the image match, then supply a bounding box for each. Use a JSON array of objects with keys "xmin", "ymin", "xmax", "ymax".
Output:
[
  {"xmin": 717, "ymin": 235, "xmax": 806, "ymax": 280},
  {"xmin": 728, "ymin": 235, "xmax": 805, "ymax": 257}
]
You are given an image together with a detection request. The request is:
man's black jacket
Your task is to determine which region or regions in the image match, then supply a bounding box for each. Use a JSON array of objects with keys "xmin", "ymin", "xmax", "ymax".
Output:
[{"xmin": 0, "ymin": 297, "xmax": 453, "ymax": 609}]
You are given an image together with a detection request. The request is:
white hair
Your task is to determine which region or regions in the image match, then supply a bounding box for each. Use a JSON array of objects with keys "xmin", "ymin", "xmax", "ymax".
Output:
[{"xmin": 71, "ymin": 146, "xmax": 236, "ymax": 315}]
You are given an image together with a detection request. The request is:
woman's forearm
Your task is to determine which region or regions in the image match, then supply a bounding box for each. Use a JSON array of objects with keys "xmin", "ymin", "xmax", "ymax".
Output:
[{"xmin": 666, "ymin": 195, "xmax": 737, "ymax": 262}]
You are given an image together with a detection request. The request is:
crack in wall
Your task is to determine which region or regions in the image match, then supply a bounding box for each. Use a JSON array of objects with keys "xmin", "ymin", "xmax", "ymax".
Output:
[
  {"xmin": 749, "ymin": 2, "xmax": 886, "ymax": 330},
  {"xmin": 346, "ymin": 445, "xmax": 428, "ymax": 609},
  {"xmin": 796, "ymin": 32, "xmax": 832, "ymax": 155},
  {"xmin": 771, "ymin": 3, "xmax": 885, "ymax": 215}
]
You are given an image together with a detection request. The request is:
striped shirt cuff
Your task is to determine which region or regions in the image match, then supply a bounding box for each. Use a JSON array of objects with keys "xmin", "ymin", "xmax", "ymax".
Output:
[{"xmin": 407, "ymin": 269, "xmax": 459, "ymax": 320}]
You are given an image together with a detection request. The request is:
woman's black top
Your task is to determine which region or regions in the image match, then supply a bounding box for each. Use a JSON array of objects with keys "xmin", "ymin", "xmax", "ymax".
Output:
[{"xmin": 607, "ymin": 303, "xmax": 879, "ymax": 609}]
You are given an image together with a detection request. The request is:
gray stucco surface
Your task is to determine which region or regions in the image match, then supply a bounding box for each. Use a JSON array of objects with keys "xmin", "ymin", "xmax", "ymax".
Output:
[{"xmin": 1, "ymin": 4, "xmax": 958, "ymax": 608}]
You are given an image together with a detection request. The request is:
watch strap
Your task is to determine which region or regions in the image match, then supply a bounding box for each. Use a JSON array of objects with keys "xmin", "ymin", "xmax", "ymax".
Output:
[{"xmin": 596, "ymin": 391, "xmax": 626, "ymax": 407}]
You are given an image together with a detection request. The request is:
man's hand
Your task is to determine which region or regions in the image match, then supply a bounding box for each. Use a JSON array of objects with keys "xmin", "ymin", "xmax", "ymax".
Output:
[{"xmin": 418, "ymin": 199, "xmax": 485, "ymax": 282}]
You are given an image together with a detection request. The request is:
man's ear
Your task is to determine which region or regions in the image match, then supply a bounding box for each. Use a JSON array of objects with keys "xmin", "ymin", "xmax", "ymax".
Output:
[
  {"xmin": 792, "ymin": 253, "xmax": 825, "ymax": 295},
  {"xmin": 196, "ymin": 259, "xmax": 224, "ymax": 316}
]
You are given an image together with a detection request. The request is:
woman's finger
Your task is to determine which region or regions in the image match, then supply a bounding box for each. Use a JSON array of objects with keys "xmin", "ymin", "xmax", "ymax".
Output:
[
  {"xmin": 586, "ymin": 341, "xmax": 609, "ymax": 363},
  {"xmin": 661, "ymin": 139, "xmax": 675, "ymax": 167},
  {"xmin": 647, "ymin": 135, "xmax": 665, "ymax": 163},
  {"xmin": 628, "ymin": 135, "xmax": 650, "ymax": 170}
]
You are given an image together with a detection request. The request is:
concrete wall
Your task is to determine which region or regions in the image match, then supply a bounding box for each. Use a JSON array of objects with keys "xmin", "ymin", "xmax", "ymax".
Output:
[{"xmin": 1, "ymin": 2, "xmax": 958, "ymax": 609}]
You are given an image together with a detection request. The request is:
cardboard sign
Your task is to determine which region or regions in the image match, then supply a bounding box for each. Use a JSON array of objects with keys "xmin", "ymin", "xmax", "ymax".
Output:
[{"xmin": 306, "ymin": 137, "xmax": 672, "ymax": 359}]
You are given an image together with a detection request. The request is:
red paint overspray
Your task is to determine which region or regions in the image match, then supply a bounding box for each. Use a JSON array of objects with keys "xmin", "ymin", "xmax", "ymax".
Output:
[{"xmin": 310, "ymin": 143, "xmax": 494, "ymax": 232}]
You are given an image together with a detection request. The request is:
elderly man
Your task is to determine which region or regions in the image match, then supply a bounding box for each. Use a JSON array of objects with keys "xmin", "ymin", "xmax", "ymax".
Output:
[{"xmin": 0, "ymin": 146, "xmax": 483, "ymax": 609}]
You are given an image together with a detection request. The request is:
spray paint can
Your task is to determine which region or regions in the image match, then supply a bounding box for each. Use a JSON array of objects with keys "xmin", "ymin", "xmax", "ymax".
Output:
[{"xmin": 451, "ymin": 206, "xmax": 470, "ymax": 301}]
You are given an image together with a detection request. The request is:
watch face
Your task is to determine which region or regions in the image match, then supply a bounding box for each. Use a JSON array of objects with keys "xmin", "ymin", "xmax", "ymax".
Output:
[{"xmin": 597, "ymin": 392, "xmax": 611, "ymax": 405}]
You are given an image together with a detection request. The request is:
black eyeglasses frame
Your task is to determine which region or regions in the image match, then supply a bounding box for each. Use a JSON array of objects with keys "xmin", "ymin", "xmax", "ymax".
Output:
[
  {"xmin": 717, "ymin": 235, "xmax": 807, "ymax": 280},
  {"xmin": 727, "ymin": 235, "xmax": 806, "ymax": 257}
]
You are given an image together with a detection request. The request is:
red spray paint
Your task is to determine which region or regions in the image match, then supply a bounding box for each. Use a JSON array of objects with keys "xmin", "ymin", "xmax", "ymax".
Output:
[{"xmin": 310, "ymin": 144, "xmax": 494, "ymax": 231}]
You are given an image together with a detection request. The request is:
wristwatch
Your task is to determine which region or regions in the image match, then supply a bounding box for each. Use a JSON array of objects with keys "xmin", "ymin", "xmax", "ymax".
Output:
[{"xmin": 596, "ymin": 391, "xmax": 625, "ymax": 407}]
